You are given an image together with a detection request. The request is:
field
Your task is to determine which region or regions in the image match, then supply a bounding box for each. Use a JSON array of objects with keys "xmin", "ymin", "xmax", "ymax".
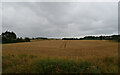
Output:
[{"xmin": 2, "ymin": 40, "xmax": 118, "ymax": 73}]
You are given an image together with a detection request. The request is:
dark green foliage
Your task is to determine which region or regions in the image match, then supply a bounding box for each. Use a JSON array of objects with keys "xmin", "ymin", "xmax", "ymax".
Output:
[
  {"xmin": 2, "ymin": 31, "xmax": 16, "ymax": 39},
  {"xmin": 62, "ymin": 35, "xmax": 120, "ymax": 42},
  {"xmin": 32, "ymin": 37, "xmax": 35, "ymax": 40},
  {"xmin": 1, "ymin": 31, "xmax": 30, "ymax": 44},
  {"xmin": 83, "ymin": 36, "xmax": 101, "ymax": 40},
  {"xmin": 16, "ymin": 37, "xmax": 26, "ymax": 42},
  {"xmin": 35, "ymin": 37, "xmax": 48, "ymax": 40},
  {"xmin": 62, "ymin": 38, "xmax": 80, "ymax": 40},
  {"xmin": 2, "ymin": 31, "xmax": 17, "ymax": 43},
  {"xmin": 25, "ymin": 37, "xmax": 30, "ymax": 42}
]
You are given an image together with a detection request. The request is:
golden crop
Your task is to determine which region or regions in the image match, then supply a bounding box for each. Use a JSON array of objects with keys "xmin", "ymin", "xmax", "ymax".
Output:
[
  {"xmin": 2, "ymin": 40, "xmax": 118, "ymax": 60},
  {"xmin": 2, "ymin": 40, "xmax": 118, "ymax": 73}
]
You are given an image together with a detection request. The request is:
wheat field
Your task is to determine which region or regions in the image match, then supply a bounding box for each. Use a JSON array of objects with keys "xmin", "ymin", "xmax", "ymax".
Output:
[
  {"xmin": 2, "ymin": 40, "xmax": 118, "ymax": 73},
  {"xmin": 3, "ymin": 40, "xmax": 118, "ymax": 59}
]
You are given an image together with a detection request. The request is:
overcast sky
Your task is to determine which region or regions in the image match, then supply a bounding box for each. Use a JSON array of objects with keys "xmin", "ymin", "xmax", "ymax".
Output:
[{"xmin": 2, "ymin": 2, "xmax": 118, "ymax": 38}]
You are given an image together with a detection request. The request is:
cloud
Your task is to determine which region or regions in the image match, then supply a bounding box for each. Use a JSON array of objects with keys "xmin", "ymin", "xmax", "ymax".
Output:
[
  {"xmin": 0, "ymin": 3, "xmax": 2, "ymax": 34},
  {"xmin": 2, "ymin": 2, "xmax": 118, "ymax": 38},
  {"xmin": 2, "ymin": 0, "xmax": 119, "ymax": 2}
]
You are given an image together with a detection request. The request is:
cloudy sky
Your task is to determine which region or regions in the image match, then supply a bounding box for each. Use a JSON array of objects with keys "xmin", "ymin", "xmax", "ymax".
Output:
[{"xmin": 2, "ymin": 2, "xmax": 118, "ymax": 38}]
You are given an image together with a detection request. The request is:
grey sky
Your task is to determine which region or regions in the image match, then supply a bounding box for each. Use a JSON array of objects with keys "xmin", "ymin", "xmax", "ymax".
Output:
[
  {"xmin": 1, "ymin": 0, "xmax": 119, "ymax": 2},
  {"xmin": 2, "ymin": 2, "xmax": 118, "ymax": 38}
]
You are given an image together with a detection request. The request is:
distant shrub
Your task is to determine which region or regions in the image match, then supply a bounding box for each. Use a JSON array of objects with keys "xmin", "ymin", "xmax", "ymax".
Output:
[
  {"xmin": 25, "ymin": 37, "xmax": 30, "ymax": 42},
  {"xmin": 17, "ymin": 38, "xmax": 26, "ymax": 42}
]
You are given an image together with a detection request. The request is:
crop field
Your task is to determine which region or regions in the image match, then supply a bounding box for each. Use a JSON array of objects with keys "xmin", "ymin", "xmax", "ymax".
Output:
[{"xmin": 2, "ymin": 40, "xmax": 118, "ymax": 73}]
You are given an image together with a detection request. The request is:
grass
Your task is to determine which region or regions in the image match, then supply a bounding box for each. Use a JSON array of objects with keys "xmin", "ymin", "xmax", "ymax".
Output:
[
  {"xmin": 2, "ymin": 54, "xmax": 118, "ymax": 73},
  {"xmin": 2, "ymin": 40, "xmax": 118, "ymax": 73},
  {"xmin": 2, "ymin": 54, "xmax": 102, "ymax": 73}
]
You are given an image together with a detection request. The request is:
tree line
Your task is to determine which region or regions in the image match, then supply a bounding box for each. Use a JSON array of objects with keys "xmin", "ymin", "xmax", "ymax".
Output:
[
  {"xmin": 1, "ymin": 31, "xmax": 120, "ymax": 44},
  {"xmin": 0, "ymin": 31, "xmax": 30, "ymax": 44},
  {"xmin": 62, "ymin": 35, "xmax": 120, "ymax": 42}
]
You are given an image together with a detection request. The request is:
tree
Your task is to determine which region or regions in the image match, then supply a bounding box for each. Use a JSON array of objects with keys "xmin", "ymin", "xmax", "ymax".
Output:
[
  {"xmin": 100, "ymin": 35, "xmax": 103, "ymax": 40},
  {"xmin": 2, "ymin": 31, "xmax": 17, "ymax": 43},
  {"xmin": 1, "ymin": 31, "xmax": 31, "ymax": 43}
]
